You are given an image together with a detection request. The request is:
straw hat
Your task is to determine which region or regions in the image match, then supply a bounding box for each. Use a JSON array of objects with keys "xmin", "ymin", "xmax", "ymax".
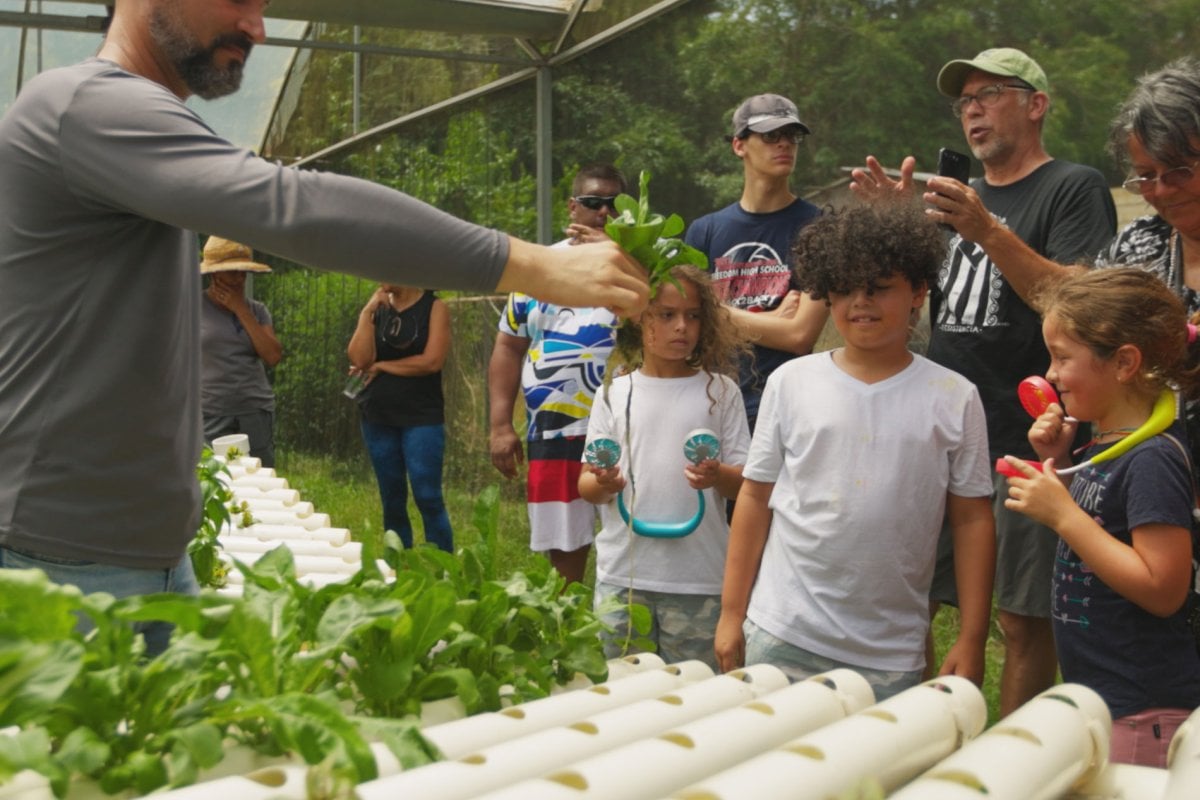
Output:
[{"xmin": 200, "ymin": 236, "xmax": 271, "ymax": 274}]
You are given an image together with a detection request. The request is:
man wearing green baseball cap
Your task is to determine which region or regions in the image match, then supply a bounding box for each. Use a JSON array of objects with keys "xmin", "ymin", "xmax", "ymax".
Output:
[
  {"xmin": 850, "ymin": 47, "xmax": 1117, "ymax": 716},
  {"xmin": 936, "ymin": 46, "xmax": 1049, "ymax": 96}
]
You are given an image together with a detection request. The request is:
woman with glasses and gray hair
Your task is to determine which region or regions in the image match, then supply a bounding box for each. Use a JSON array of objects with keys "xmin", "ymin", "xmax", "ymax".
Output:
[
  {"xmin": 1095, "ymin": 57, "xmax": 1200, "ymax": 473},
  {"xmin": 1097, "ymin": 56, "xmax": 1200, "ymax": 306}
]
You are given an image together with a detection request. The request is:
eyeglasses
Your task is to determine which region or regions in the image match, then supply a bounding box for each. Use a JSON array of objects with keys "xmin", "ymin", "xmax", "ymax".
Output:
[
  {"xmin": 1121, "ymin": 161, "xmax": 1200, "ymax": 195},
  {"xmin": 573, "ymin": 195, "xmax": 620, "ymax": 211},
  {"xmin": 950, "ymin": 84, "xmax": 1034, "ymax": 118}
]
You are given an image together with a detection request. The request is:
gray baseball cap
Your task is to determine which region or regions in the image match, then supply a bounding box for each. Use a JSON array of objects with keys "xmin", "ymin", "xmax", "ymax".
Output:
[
  {"xmin": 731, "ymin": 94, "xmax": 810, "ymax": 138},
  {"xmin": 936, "ymin": 47, "xmax": 1049, "ymax": 97}
]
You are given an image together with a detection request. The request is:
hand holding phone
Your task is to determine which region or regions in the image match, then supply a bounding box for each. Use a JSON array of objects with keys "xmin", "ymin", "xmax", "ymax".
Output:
[{"xmin": 936, "ymin": 147, "xmax": 970, "ymax": 186}]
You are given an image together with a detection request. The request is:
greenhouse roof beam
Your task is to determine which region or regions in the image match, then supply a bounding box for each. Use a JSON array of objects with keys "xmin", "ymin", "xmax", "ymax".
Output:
[
  {"xmin": 262, "ymin": 34, "xmax": 531, "ymax": 67},
  {"xmin": 267, "ymin": 0, "xmax": 575, "ymax": 40}
]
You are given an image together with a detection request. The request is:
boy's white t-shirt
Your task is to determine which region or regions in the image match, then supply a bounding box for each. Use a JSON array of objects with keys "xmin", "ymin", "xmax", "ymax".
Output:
[
  {"xmin": 744, "ymin": 351, "xmax": 991, "ymax": 671},
  {"xmin": 587, "ymin": 370, "xmax": 751, "ymax": 595}
]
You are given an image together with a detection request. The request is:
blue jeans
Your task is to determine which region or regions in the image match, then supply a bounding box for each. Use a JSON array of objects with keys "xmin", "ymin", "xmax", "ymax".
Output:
[
  {"xmin": 0, "ymin": 546, "xmax": 199, "ymax": 656},
  {"xmin": 360, "ymin": 420, "xmax": 453, "ymax": 552}
]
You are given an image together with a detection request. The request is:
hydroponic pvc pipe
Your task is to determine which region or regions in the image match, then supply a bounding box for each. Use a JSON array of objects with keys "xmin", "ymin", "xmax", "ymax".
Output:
[
  {"xmin": 234, "ymin": 509, "xmax": 332, "ymax": 529},
  {"xmin": 1166, "ymin": 705, "xmax": 1200, "ymax": 800},
  {"xmin": 217, "ymin": 535, "xmax": 361, "ymax": 561},
  {"xmin": 421, "ymin": 659, "xmax": 713, "ymax": 760},
  {"xmin": 356, "ymin": 664, "xmax": 789, "ymax": 800},
  {"xmin": 236, "ymin": 497, "xmax": 315, "ymax": 515},
  {"xmin": 218, "ymin": 550, "xmax": 370, "ymax": 575},
  {"xmin": 226, "ymin": 472, "xmax": 289, "ymax": 491},
  {"xmin": 470, "ymin": 668, "xmax": 875, "ymax": 800},
  {"xmin": 417, "ymin": 654, "xmax": 669, "ymax": 728},
  {"xmin": 230, "ymin": 486, "xmax": 302, "ymax": 506},
  {"xmin": 669, "ymin": 675, "xmax": 987, "ymax": 799},
  {"xmin": 224, "ymin": 462, "xmax": 263, "ymax": 478},
  {"xmin": 226, "ymin": 523, "xmax": 351, "ymax": 545},
  {"xmin": 888, "ymin": 682, "xmax": 1110, "ymax": 799},
  {"xmin": 1072, "ymin": 762, "xmax": 1168, "ymax": 799},
  {"xmin": 211, "ymin": 433, "xmax": 250, "ymax": 457}
]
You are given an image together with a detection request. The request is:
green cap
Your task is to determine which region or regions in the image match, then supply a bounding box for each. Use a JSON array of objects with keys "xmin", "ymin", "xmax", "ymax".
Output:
[{"xmin": 936, "ymin": 47, "xmax": 1048, "ymax": 97}]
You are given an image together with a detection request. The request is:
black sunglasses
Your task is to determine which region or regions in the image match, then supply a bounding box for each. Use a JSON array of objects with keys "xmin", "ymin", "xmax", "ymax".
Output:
[{"xmin": 573, "ymin": 195, "xmax": 620, "ymax": 211}]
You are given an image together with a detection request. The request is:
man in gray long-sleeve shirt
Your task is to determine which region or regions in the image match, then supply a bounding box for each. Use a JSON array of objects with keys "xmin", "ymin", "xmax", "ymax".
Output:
[{"xmin": 0, "ymin": 0, "xmax": 648, "ymax": 650}]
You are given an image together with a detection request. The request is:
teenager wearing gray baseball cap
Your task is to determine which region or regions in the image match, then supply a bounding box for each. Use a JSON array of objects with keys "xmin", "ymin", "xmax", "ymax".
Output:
[
  {"xmin": 729, "ymin": 93, "xmax": 812, "ymax": 138},
  {"xmin": 686, "ymin": 92, "xmax": 825, "ymax": 435}
]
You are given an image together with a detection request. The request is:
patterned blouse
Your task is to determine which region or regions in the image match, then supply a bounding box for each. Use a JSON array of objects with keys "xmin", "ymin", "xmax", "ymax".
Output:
[{"xmin": 1096, "ymin": 213, "xmax": 1200, "ymax": 316}]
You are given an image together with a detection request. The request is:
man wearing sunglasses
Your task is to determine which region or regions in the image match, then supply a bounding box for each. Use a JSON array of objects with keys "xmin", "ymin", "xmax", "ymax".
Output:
[
  {"xmin": 851, "ymin": 48, "xmax": 1117, "ymax": 716},
  {"xmin": 489, "ymin": 164, "xmax": 627, "ymax": 585},
  {"xmin": 684, "ymin": 93, "xmax": 827, "ymax": 433}
]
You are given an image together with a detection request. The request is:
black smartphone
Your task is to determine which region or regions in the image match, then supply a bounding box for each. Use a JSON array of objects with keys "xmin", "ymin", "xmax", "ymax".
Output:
[
  {"xmin": 936, "ymin": 147, "xmax": 971, "ymax": 185},
  {"xmin": 934, "ymin": 148, "xmax": 970, "ymax": 231}
]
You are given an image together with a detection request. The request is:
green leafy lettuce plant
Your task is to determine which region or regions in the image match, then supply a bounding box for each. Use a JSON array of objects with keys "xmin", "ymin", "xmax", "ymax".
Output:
[
  {"xmin": 604, "ymin": 170, "xmax": 708, "ymax": 295},
  {"xmin": 190, "ymin": 448, "xmax": 232, "ymax": 589},
  {"xmin": 0, "ymin": 486, "xmax": 613, "ymax": 798}
]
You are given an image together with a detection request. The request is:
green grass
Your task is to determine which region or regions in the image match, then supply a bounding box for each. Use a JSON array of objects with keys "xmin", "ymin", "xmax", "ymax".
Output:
[{"xmin": 275, "ymin": 450, "xmax": 1004, "ymax": 722}]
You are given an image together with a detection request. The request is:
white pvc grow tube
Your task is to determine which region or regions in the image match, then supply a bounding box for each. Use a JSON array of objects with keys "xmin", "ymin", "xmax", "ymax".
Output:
[
  {"xmin": 889, "ymin": 682, "xmax": 1110, "ymax": 799},
  {"xmin": 229, "ymin": 486, "xmax": 303, "ymax": 506},
  {"xmin": 210, "ymin": 433, "xmax": 250, "ymax": 457},
  {"xmin": 235, "ymin": 496, "xmax": 315, "ymax": 515},
  {"xmin": 355, "ymin": 664, "xmax": 789, "ymax": 800},
  {"xmin": 471, "ymin": 668, "xmax": 875, "ymax": 800},
  {"xmin": 1165, "ymin": 705, "xmax": 1200, "ymax": 800},
  {"xmin": 421, "ymin": 658, "xmax": 710, "ymax": 760},
  {"xmin": 669, "ymin": 675, "xmax": 987, "ymax": 799},
  {"xmin": 218, "ymin": 535, "xmax": 360, "ymax": 560},
  {"xmin": 224, "ymin": 523, "xmax": 351, "ymax": 545}
]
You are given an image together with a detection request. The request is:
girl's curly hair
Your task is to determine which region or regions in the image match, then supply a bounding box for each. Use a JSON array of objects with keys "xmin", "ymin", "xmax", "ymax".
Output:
[
  {"xmin": 791, "ymin": 201, "xmax": 945, "ymax": 301},
  {"xmin": 607, "ymin": 265, "xmax": 749, "ymax": 409}
]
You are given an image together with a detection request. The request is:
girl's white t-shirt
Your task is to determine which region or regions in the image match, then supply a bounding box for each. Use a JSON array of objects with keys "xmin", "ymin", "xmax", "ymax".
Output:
[{"xmin": 586, "ymin": 370, "xmax": 750, "ymax": 595}]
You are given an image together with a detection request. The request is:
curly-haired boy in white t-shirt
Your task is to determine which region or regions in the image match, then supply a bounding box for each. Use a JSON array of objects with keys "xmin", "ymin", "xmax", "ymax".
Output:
[{"xmin": 715, "ymin": 202, "xmax": 997, "ymax": 701}]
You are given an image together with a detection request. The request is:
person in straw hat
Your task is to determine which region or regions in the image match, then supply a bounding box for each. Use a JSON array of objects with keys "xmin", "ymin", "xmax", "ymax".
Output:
[{"xmin": 200, "ymin": 236, "xmax": 282, "ymax": 468}]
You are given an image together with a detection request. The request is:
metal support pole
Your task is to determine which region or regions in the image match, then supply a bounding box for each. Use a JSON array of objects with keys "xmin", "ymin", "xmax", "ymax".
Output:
[{"xmin": 535, "ymin": 65, "xmax": 553, "ymax": 245}]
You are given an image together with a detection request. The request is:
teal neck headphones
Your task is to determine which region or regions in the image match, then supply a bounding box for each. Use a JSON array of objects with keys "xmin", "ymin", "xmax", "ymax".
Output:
[{"xmin": 586, "ymin": 429, "xmax": 721, "ymax": 539}]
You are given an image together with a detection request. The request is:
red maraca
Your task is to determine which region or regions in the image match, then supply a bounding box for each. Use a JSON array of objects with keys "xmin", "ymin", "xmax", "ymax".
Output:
[{"xmin": 996, "ymin": 376, "xmax": 1073, "ymax": 478}]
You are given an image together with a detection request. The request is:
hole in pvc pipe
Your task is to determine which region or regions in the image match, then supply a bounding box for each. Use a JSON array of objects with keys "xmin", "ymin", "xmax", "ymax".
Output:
[
  {"xmin": 570, "ymin": 721, "xmax": 600, "ymax": 735},
  {"xmin": 461, "ymin": 754, "xmax": 487, "ymax": 765},
  {"xmin": 666, "ymin": 665, "xmax": 683, "ymax": 675},
  {"xmin": 548, "ymin": 772, "xmax": 589, "ymax": 789},
  {"xmin": 862, "ymin": 709, "xmax": 898, "ymax": 723},
  {"xmin": 744, "ymin": 701, "xmax": 775, "ymax": 716},
  {"xmin": 501, "ymin": 708, "xmax": 526, "ymax": 719},
  {"xmin": 658, "ymin": 694, "xmax": 684, "ymax": 705},
  {"xmin": 784, "ymin": 744, "xmax": 826, "ymax": 760},
  {"xmin": 926, "ymin": 769, "xmax": 989, "ymax": 794},
  {"xmin": 588, "ymin": 686, "xmax": 612, "ymax": 695},
  {"xmin": 926, "ymin": 681, "xmax": 954, "ymax": 694},
  {"xmin": 245, "ymin": 768, "xmax": 287, "ymax": 787},
  {"xmin": 660, "ymin": 732, "xmax": 696, "ymax": 749},
  {"xmin": 992, "ymin": 726, "xmax": 1044, "ymax": 746},
  {"xmin": 1043, "ymin": 692, "xmax": 1080, "ymax": 709}
]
